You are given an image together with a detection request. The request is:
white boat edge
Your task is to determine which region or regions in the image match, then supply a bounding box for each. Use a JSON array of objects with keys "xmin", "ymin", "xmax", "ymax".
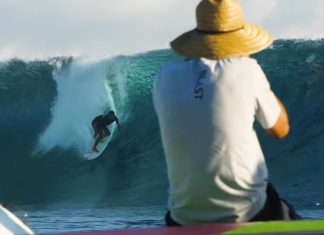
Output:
[{"xmin": 0, "ymin": 204, "xmax": 34, "ymax": 235}]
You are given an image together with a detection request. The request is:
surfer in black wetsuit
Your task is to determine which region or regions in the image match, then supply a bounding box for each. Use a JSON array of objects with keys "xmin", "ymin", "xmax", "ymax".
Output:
[{"xmin": 91, "ymin": 111, "xmax": 120, "ymax": 152}]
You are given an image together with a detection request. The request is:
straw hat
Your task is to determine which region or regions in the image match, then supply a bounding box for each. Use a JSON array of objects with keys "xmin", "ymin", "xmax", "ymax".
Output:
[{"xmin": 170, "ymin": 0, "xmax": 273, "ymax": 59}]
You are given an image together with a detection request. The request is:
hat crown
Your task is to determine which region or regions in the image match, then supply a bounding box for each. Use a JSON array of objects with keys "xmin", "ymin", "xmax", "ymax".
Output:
[{"xmin": 196, "ymin": 0, "xmax": 244, "ymax": 32}]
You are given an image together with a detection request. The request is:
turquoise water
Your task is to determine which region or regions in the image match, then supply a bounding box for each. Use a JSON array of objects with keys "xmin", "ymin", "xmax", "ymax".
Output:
[{"xmin": 1, "ymin": 40, "xmax": 324, "ymax": 233}]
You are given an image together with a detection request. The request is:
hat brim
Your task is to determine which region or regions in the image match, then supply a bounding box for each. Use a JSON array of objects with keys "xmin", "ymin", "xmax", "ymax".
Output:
[{"xmin": 170, "ymin": 23, "xmax": 272, "ymax": 59}]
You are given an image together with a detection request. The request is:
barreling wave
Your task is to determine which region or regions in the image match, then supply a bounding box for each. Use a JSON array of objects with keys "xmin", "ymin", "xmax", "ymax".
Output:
[{"xmin": 1, "ymin": 40, "xmax": 324, "ymax": 214}]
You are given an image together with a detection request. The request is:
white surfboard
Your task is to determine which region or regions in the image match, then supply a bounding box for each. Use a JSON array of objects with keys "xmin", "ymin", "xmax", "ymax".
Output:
[
  {"xmin": 0, "ymin": 205, "xmax": 34, "ymax": 235},
  {"xmin": 83, "ymin": 136, "xmax": 110, "ymax": 160}
]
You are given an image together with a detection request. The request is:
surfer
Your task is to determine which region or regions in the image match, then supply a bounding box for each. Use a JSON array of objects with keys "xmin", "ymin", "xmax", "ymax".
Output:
[
  {"xmin": 153, "ymin": 0, "xmax": 301, "ymax": 226},
  {"xmin": 91, "ymin": 111, "xmax": 120, "ymax": 152}
]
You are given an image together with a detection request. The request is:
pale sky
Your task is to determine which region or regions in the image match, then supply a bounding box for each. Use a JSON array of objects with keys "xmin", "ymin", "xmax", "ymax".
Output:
[{"xmin": 0, "ymin": 0, "xmax": 323, "ymax": 59}]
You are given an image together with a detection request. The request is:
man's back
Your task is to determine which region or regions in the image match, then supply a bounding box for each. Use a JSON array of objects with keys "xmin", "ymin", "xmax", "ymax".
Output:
[{"xmin": 153, "ymin": 57, "xmax": 281, "ymax": 224}]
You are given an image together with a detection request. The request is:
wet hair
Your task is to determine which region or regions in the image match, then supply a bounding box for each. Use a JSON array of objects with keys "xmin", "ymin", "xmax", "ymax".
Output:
[{"xmin": 108, "ymin": 111, "xmax": 115, "ymax": 115}]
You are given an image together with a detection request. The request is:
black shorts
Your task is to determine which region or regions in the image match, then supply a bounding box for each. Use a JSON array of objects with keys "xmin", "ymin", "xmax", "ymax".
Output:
[
  {"xmin": 250, "ymin": 183, "xmax": 302, "ymax": 221},
  {"xmin": 165, "ymin": 183, "xmax": 301, "ymax": 226}
]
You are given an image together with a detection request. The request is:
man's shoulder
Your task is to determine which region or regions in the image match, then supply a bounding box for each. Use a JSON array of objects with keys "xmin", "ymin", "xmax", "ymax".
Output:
[
  {"xmin": 226, "ymin": 57, "xmax": 259, "ymax": 67},
  {"xmin": 159, "ymin": 59, "xmax": 194, "ymax": 74},
  {"xmin": 223, "ymin": 57, "xmax": 264, "ymax": 75},
  {"xmin": 160, "ymin": 57, "xmax": 260, "ymax": 70}
]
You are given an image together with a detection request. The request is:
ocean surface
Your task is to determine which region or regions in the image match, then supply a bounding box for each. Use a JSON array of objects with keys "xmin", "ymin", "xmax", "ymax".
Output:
[{"xmin": 1, "ymin": 39, "xmax": 324, "ymax": 234}]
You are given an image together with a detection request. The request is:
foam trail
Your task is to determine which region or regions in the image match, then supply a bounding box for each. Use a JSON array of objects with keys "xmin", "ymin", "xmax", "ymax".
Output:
[{"xmin": 37, "ymin": 57, "xmax": 116, "ymax": 155}]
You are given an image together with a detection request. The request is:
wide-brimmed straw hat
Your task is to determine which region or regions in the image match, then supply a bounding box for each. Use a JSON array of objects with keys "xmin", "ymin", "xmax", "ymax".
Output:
[{"xmin": 171, "ymin": 0, "xmax": 272, "ymax": 59}]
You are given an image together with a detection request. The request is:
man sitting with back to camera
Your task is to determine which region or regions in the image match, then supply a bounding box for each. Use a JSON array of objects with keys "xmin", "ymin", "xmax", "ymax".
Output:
[{"xmin": 153, "ymin": 0, "xmax": 301, "ymax": 226}]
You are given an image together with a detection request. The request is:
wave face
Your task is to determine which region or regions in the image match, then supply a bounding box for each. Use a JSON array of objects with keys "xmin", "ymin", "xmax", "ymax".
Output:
[{"xmin": 1, "ymin": 40, "xmax": 324, "ymax": 219}]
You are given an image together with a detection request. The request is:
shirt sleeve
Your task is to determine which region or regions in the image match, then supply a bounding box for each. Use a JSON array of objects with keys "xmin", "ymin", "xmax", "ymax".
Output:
[
  {"xmin": 152, "ymin": 68, "xmax": 160, "ymax": 112},
  {"xmin": 254, "ymin": 64, "xmax": 281, "ymax": 129}
]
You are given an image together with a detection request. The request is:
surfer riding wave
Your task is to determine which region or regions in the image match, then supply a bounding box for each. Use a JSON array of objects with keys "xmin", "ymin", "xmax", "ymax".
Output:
[{"xmin": 91, "ymin": 111, "xmax": 120, "ymax": 152}]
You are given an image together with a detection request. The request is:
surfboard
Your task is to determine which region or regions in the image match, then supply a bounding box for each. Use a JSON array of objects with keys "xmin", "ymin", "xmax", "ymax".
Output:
[
  {"xmin": 44, "ymin": 220, "xmax": 324, "ymax": 235},
  {"xmin": 83, "ymin": 136, "xmax": 110, "ymax": 160},
  {"xmin": 0, "ymin": 204, "xmax": 34, "ymax": 235}
]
